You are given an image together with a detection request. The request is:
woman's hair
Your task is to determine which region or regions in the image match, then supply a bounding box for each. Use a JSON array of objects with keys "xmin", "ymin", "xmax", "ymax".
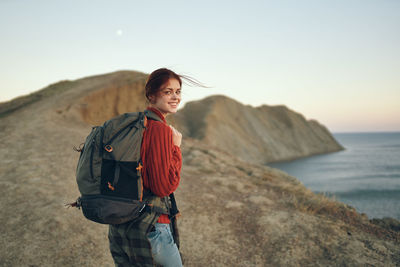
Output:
[{"xmin": 145, "ymin": 68, "xmax": 208, "ymax": 101}]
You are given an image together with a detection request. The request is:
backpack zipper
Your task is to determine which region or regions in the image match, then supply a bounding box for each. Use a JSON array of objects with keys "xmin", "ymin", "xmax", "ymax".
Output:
[
  {"xmin": 90, "ymin": 138, "xmax": 95, "ymax": 180},
  {"xmin": 82, "ymin": 194, "xmax": 145, "ymax": 204}
]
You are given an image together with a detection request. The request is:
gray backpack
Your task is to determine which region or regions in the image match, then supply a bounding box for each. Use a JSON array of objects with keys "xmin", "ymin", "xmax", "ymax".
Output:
[{"xmin": 70, "ymin": 110, "xmax": 169, "ymax": 224}]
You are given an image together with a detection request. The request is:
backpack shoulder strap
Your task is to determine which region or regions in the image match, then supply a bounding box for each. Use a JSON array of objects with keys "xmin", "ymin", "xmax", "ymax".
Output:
[{"xmin": 144, "ymin": 109, "xmax": 164, "ymax": 122}]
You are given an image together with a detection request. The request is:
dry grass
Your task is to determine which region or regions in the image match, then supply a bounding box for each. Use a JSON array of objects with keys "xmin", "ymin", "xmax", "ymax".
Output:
[
  {"xmin": 285, "ymin": 186, "xmax": 362, "ymax": 224},
  {"xmin": 256, "ymin": 170, "xmax": 400, "ymax": 243},
  {"xmin": 250, "ymin": 167, "xmax": 366, "ymax": 224}
]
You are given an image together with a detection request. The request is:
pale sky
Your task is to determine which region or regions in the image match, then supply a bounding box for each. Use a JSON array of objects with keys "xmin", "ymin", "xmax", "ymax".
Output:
[{"xmin": 1, "ymin": 0, "xmax": 399, "ymax": 132}]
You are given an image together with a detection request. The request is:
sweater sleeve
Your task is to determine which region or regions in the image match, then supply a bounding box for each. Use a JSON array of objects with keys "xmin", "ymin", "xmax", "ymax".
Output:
[{"xmin": 145, "ymin": 122, "xmax": 182, "ymax": 197}]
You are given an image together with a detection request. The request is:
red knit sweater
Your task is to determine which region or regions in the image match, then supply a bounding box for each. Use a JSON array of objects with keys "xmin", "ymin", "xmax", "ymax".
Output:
[{"xmin": 140, "ymin": 107, "xmax": 182, "ymax": 224}]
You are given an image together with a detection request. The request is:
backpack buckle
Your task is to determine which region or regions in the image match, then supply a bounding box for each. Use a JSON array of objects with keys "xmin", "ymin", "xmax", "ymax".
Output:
[
  {"xmin": 104, "ymin": 145, "xmax": 113, "ymax": 152},
  {"xmin": 143, "ymin": 116, "xmax": 148, "ymax": 127}
]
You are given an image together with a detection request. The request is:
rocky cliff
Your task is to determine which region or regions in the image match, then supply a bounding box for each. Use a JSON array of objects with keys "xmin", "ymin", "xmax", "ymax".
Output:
[{"xmin": 0, "ymin": 70, "xmax": 398, "ymax": 266}]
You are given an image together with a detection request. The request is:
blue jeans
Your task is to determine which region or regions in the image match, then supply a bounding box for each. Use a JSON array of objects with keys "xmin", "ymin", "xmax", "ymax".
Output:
[{"xmin": 146, "ymin": 223, "xmax": 183, "ymax": 267}]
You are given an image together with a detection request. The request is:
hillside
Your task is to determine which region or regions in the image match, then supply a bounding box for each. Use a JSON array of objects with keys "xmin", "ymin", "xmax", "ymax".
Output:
[
  {"xmin": 170, "ymin": 95, "xmax": 343, "ymax": 164},
  {"xmin": 0, "ymin": 70, "xmax": 399, "ymax": 266}
]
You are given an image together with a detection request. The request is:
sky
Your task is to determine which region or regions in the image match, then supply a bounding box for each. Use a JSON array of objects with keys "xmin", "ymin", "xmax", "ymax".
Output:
[{"xmin": 1, "ymin": 0, "xmax": 399, "ymax": 132}]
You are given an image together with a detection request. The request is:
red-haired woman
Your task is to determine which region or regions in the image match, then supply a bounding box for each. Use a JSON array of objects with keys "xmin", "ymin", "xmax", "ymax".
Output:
[{"xmin": 108, "ymin": 68, "xmax": 205, "ymax": 266}]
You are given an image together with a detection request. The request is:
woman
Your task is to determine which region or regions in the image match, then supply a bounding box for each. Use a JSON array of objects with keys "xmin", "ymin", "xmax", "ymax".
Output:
[{"xmin": 108, "ymin": 68, "xmax": 205, "ymax": 267}]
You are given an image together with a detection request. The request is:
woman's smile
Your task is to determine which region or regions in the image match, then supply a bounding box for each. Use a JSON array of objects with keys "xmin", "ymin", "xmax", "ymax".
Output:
[{"xmin": 169, "ymin": 102, "xmax": 178, "ymax": 108}]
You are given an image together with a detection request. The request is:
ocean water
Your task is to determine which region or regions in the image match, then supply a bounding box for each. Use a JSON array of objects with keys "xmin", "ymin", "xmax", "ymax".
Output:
[{"xmin": 267, "ymin": 132, "xmax": 400, "ymax": 220}]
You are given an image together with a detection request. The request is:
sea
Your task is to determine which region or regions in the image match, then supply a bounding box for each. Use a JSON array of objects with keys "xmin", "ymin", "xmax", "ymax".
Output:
[{"xmin": 267, "ymin": 132, "xmax": 400, "ymax": 220}]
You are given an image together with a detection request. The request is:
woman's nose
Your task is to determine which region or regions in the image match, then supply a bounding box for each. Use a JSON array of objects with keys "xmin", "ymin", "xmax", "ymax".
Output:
[{"xmin": 171, "ymin": 92, "xmax": 180, "ymax": 99}]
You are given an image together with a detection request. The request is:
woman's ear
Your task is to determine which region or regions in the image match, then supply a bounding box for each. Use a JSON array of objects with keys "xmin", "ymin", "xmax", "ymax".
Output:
[{"xmin": 148, "ymin": 95, "xmax": 156, "ymax": 104}]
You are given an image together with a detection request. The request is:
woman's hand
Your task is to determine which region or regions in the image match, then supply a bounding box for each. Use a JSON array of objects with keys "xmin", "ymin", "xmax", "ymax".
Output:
[{"xmin": 170, "ymin": 125, "xmax": 182, "ymax": 147}]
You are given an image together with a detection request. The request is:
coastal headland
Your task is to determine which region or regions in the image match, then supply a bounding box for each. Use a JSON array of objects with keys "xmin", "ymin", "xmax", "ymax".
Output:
[{"xmin": 0, "ymin": 70, "xmax": 398, "ymax": 266}]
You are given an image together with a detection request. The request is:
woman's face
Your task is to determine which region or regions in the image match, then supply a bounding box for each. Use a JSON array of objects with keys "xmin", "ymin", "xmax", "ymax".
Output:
[{"xmin": 149, "ymin": 78, "xmax": 181, "ymax": 116}]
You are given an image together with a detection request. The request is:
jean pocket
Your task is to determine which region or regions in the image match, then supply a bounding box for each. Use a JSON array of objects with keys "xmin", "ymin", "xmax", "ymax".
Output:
[{"xmin": 147, "ymin": 229, "xmax": 160, "ymax": 240}]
